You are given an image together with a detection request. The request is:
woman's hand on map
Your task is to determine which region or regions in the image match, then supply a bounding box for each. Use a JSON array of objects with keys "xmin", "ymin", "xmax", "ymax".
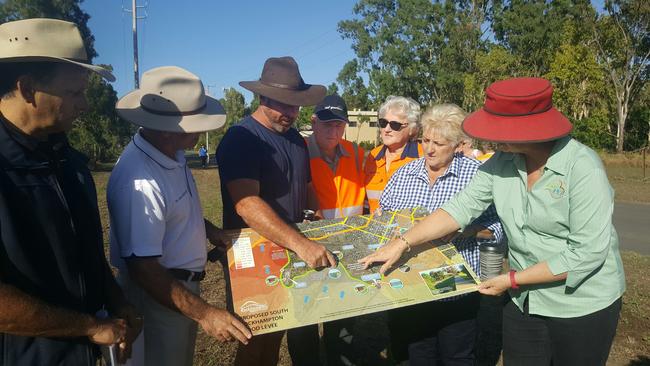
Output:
[
  {"xmin": 358, "ymin": 238, "xmax": 409, "ymax": 274},
  {"xmin": 478, "ymin": 273, "xmax": 510, "ymax": 296},
  {"xmin": 199, "ymin": 307, "xmax": 252, "ymax": 345}
]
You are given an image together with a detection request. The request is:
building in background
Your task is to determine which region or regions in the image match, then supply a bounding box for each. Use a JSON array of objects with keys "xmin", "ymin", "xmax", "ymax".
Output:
[{"xmin": 344, "ymin": 110, "xmax": 379, "ymax": 145}]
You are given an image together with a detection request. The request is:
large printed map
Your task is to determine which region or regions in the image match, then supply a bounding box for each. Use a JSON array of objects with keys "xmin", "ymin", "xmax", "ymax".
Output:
[{"xmin": 225, "ymin": 207, "xmax": 479, "ymax": 335}]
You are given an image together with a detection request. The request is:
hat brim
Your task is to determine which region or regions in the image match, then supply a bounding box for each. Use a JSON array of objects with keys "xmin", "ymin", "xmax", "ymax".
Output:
[
  {"xmin": 239, "ymin": 81, "xmax": 326, "ymax": 106},
  {"xmin": 315, "ymin": 110, "xmax": 348, "ymax": 123},
  {"xmin": 0, "ymin": 56, "xmax": 115, "ymax": 82},
  {"xmin": 462, "ymin": 107, "xmax": 573, "ymax": 143},
  {"xmin": 116, "ymin": 90, "xmax": 227, "ymax": 133}
]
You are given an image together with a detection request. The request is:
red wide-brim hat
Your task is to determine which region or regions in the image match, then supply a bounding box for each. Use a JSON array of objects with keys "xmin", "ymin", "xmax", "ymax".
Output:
[{"xmin": 462, "ymin": 77, "xmax": 572, "ymax": 143}]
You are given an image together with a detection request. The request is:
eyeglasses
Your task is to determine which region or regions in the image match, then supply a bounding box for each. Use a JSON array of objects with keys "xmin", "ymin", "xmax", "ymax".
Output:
[{"xmin": 378, "ymin": 118, "xmax": 408, "ymax": 131}]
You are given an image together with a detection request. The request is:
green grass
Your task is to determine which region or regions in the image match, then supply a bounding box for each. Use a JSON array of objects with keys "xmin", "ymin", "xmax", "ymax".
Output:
[{"xmin": 92, "ymin": 156, "xmax": 650, "ymax": 365}]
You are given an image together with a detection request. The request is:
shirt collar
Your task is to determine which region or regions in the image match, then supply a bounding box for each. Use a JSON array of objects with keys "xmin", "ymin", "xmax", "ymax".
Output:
[
  {"xmin": 544, "ymin": 136, "xmax": 572, "ymax": 176},
  {"xmin": 133, "ymin": 130, "xmax": 185, "ymax": 170},
  {"xmin": 375, "ymin": 140, "xmax": 420, "ymax": 161},
  {"xmin": 0, "ymin": 113, "xmax": 71, "ymax": 166},
  {"xmin": 306, "ymin": 134, "xmax": 349, "ymax": 159},
  {"xmin": 0, "ymin": 113, "xmax": 68, "ymax": 153},
  {"xmin": 407, "ymin": 153, "xmax": 463, "ymax": 181}
]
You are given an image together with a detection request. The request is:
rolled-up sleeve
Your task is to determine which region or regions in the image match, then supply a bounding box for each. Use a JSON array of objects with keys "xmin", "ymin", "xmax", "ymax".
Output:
[
  {"xmin": 442, "ymin": 163, "xmax": 495, "ymax": 230},
  {"xmin": 546, "ymin": 161, "xmax": 615, "ymax": 288}
]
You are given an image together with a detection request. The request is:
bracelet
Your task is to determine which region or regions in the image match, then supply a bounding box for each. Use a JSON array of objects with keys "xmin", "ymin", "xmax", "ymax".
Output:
[
  {"xmin": 509, "ymin": 270, "xmax": 519, "ymax": 290},
  {"xmin": 397, "ymin": 234, "xmax": 411, "ymax": 252}
]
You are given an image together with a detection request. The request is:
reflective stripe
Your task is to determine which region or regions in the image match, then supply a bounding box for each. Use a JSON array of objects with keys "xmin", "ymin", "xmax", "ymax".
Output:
[
  {"xmin": 321, "ymin": 205, "xmax": 363, "ymax": 219},
  {"xmin": 366, "ymin": 189, "xmax": 382, "ymax": 200}
]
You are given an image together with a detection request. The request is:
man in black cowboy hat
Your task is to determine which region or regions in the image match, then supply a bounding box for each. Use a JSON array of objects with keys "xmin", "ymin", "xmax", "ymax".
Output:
[
  {"xmin": 216, "ymin": 56, "xmax": 335, "ymax": 366},
  {"xmin": 0, "ymin": 18, "xmax": 140, "ymax": 365}
]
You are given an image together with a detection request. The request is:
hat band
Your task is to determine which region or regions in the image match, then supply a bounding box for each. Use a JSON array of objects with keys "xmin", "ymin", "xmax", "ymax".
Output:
[
  {"xmin": 140, "ymin": 102, "xmax": 207, "ymax": 116},
  {"xmin": 483, "ymin": 104, "xmax": 552, "ymax": 117},
  {"xmin": 259, "ymin": 80, "xmax": 309, "ymax": 91}
]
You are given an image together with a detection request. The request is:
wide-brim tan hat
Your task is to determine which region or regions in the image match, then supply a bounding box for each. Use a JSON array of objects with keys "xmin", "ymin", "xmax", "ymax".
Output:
[
  {"xmin": 0, "ymin": 18, "xmax": 115, "ymax": 81},
  {"xmin": 239, "ymin": 56, "xmax": 325, "ymax": 106},
  {"xmin": 116, "ymin": 66, "xmax": 227, "ymax": 133}
]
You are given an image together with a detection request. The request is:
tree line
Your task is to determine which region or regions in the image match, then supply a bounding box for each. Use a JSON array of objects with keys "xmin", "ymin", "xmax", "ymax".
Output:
[
  {"xmin": 335, "ymin": 0, "xmax": 649, "ymax": 152},
  {"xmin": 2, "ymin": 0, "xmax": 646, "ymax": 164}
]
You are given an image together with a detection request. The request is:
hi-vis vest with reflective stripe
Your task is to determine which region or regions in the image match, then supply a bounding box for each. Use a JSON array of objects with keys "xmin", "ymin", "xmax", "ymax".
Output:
[
  {"xmin": 310, "ymin": 140, "xmax": 366, "ymax": 219},
  {"xmin": 364, "ymin": 141, "xmax": 423, "ymax": 213}
]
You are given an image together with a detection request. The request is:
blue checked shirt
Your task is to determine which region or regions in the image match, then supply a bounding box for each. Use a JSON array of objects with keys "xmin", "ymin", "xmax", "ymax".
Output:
[{"xmin": 379, "ymin": 154, "xmax": 504, "ymax": 278}]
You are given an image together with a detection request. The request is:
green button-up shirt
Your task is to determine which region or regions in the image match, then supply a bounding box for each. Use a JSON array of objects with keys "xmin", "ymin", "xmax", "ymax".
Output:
[{"xmin": 442, "ymin": 136, "xmax": 625, "ymax": 318}]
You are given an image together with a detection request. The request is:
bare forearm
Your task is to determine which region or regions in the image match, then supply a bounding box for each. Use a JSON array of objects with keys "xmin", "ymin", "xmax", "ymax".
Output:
[
  {"xmin": 480, "ymin": 261, "xmax": 568, "ymax": 295},
  {"xmin": 236, "ymin": 195, "xmax": 308, "ymax": 252},
  {"xmin": 126, "ymin": 261, "xmax": 210, "ymax": 322},
  {"xmin": 0, "ymin": 283, "xmax": 96, "ymax": 338},
  {"xmin": 515, "ymin": 262, "xmax": 567, "ymax": 286},
  {"xmin": 404, "ymin": 209, "xmax": 460, "ymax": 247}
]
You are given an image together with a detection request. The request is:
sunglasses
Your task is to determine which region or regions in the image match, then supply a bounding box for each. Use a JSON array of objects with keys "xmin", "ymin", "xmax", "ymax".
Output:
[{"xmin": 378, "ymin": 118, "xmax": 408, "ymax": 131}]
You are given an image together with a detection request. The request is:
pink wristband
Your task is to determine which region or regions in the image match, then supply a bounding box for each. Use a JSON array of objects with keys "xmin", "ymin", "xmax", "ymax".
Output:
[{"xmin": 509, "ymin": 270, "xmax": 519, "ymax": 290}]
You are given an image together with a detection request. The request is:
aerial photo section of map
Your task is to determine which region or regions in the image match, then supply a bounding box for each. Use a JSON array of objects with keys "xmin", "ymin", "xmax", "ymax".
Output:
[{"xmin": 225, "ymin": 207, "xmax": 480, "ymax": 335}]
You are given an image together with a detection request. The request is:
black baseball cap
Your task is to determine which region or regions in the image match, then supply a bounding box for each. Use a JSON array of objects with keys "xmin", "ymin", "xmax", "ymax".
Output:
[{"xmin": 314, "ymin": 94, "xmax": 349, "ymax": 123}]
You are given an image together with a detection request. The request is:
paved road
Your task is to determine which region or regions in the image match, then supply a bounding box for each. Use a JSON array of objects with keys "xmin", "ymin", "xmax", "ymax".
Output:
[{"xmin": 614, "ymin": 202, "xmax": 650, "ymax": 255}]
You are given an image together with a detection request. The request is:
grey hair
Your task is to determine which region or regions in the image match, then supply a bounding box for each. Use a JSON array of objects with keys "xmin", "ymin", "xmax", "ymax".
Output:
[
  {"xmin": 378, "ymin": 95, "xmax": 421, "ymax": 138},
  {"xmin": 420, "ymin": 103, "xmax": 469, "ymax": 146}
]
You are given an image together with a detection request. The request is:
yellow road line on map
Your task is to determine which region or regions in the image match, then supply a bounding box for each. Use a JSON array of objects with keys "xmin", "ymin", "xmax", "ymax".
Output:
[
  {"xmin": 377, "ymin": 211, "xmax": 398, "ymax": 244},
  {"xmin": 307, "ymin": 216, "xmax": 371, "ymax": 241},
  {"xmin": 300, "ymin": 217, "xmax": 350, "ymax": 235}
]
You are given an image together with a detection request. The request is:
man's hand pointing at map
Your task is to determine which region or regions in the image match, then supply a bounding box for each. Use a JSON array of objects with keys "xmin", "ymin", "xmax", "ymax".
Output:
[{"xmin": 296, "ymin": 239, "xmax": 338, "ymax": 269}]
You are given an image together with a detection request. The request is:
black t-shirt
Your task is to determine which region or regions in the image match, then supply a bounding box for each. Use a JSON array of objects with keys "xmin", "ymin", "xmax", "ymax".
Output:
[{"xmin": 216, "ymin": 116, "xmax": 311, "ymax": 229}]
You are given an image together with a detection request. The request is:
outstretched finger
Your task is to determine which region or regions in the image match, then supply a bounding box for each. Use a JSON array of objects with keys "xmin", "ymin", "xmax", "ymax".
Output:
[
  {"xmin": 478, "ymin": 287, "xmax": 496, "ymax": 296},
  {"xmin": 325, "ymin": 250, "xmax": 338, "ymax": 268},
  {"xmin": 229, "ymin": 326, "xmax": 250, "ymax": 345},
  {"xmin": 231, "ymin": 319, "xmax": 252, "ymax": 339},
  {"xmin": 379, "ymin": 257, "xmax": 397, "ymax": 275},
  {"xmin": 357, "ymin": 254, "xmax": 375, "ymax": 269}
]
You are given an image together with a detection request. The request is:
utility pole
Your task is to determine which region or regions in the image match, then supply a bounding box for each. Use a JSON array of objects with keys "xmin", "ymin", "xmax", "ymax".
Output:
[
  {"xmin": 124, "ymin": 1, "xmax": 147, "ymax": 88},
  {"xmin": 132, "ymin": 0, "xmax": 139, "ymax": 88}
]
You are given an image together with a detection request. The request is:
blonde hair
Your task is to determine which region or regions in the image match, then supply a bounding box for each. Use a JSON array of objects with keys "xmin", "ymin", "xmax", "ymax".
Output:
[
  {"xmin": 378, "ymin": 95, "xmax": 421, "ymax": 139},
  {"xmin": 420, "ymin": 103, "xmax": 468, "ymax": 146}
]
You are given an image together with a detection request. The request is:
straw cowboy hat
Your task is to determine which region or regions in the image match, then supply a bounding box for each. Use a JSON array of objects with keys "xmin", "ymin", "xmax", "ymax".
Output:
[
  {"xmin": 0, "ymin": 18, "xmax": 115, "ymax": 81},
  {"xmin": 239, "ymin": 56, "xmax": 326, "ymax": 106},
  {"xmin": 462, "ymin": 77, "xmax": 573, "ymax": 143},
  {"xmin": 116, "ymin": 66, "xmax": 227, "ymax": 133}
]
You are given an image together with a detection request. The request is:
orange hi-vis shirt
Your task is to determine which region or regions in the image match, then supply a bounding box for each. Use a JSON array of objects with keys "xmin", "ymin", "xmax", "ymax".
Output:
[
  {"xmin": 307, "ymin": 137, "xmax": 366, "ymax": 219},
  {"xmin": 364, "ymin": 141, "xmax": 423, "ymax": 213}
]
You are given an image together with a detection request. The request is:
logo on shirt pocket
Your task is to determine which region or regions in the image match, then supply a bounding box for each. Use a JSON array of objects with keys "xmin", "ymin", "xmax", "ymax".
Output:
[{"xmin": 544, "ymin": 180, "xmax": 566, "ymax": 199}]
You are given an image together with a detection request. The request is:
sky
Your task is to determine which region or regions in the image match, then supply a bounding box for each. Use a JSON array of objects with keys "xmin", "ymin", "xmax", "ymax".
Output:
[{"xmin": 81, "ymin": 0, "xmax": 359, "ymax": 103}]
